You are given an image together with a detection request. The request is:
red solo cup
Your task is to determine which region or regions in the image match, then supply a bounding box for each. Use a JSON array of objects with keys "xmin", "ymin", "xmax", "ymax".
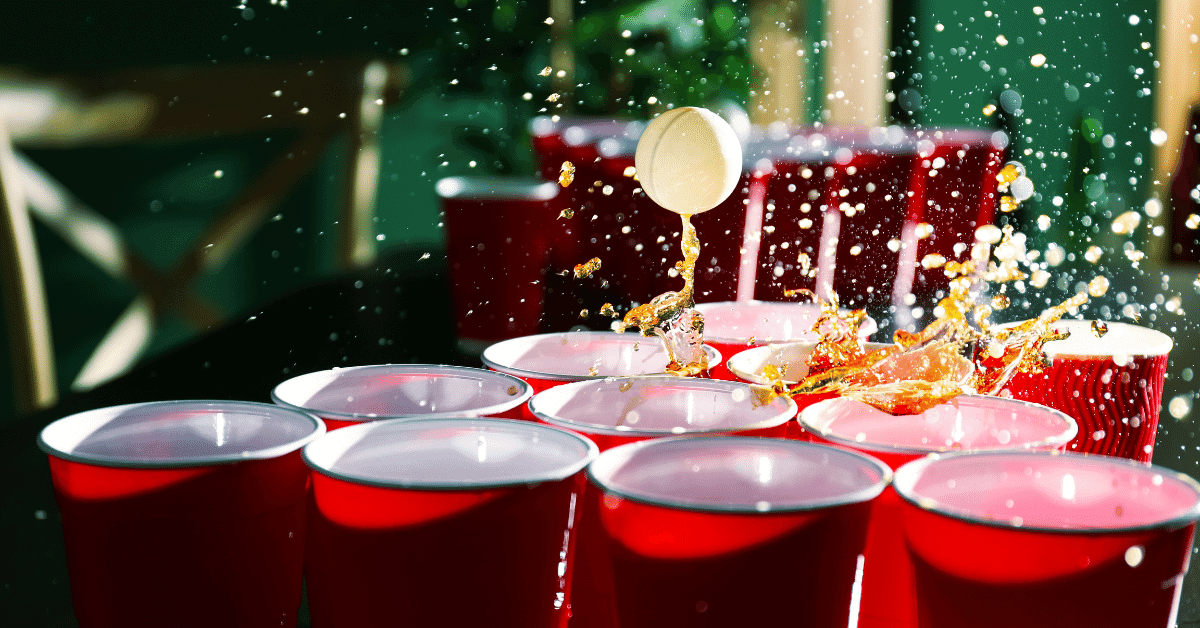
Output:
[
  {"xmin": 437, "ymin": 176, "xmax": 560, "ymax": 354},
  {"xmin": 755, "ymin": 129, "xmax": 916, "ymax": 306},
  {"xmin": 38, "ymin": 401, "xmax": 325, "ymax": 628},
  {"xmin": 906, "ymin": 129, "xmax": 1006, "ymax": 294},
  {"xmin": 726, "ymin": 341, "xmax": 890, "ymax": 436},
  {"xmin": 895, "ymin": 451, "xmax": 1200, "ymax": 628},
  {"xmin": 530, "ymin": 377, "xmax": 797, "ymax": 628},
  {"xmin": 588, "ymin": 436, "xmax": 890, "ymax": 628},
  {"xmin": 302, "ymin": 417, "xmax": 598, "ymax": 628},
  {"xmin": 272, "ymin": 364, "xmax": 533, "ymax": 430},
  {"xmin": 481, "ymin": 331, "xmax": 722, "ymax": 395},
  {"xmin": 696, "ymin": 300, "xmax": 878, "ymax": 379},
  {"xmin": 798, "ymin": 395, "xmax": 1077, "ymax": 628},
  {"xmin": 1002, "ymin": 319, "xmax": 1172, "ymax": 463}
]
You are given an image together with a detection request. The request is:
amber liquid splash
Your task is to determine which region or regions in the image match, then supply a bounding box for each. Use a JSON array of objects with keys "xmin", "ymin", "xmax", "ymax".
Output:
[{"xmin": 615, "ymin": 214, "xmax": 708, "ymax": 376}]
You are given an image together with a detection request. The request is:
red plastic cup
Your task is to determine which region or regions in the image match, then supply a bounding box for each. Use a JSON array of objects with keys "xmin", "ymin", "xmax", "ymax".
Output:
[
  {"xmin": 695, "ymin": 300, "xmax": 877, "ymax": 380},
  {"xmin": 725, "ymin": 341, "xmax": 890, "ymax": 430},
  {"xmin": 798, "ymin": 395, "xmax": 1077, "ymax": 628},
  {"xmin": 589, "ymin": 436, "xmax": 890, "ymax": 628},
  {"xmin": 437, "ymin": 176, "xmax": 561, "ymax": 354},
  {"xmin": 272, "ymin": 364, "xmax": 533, "ymax": 430},
  {"xmin": 1002, "ymin": 319, "xmax": 1172, "ymax": 462},
  {"xmin": 38, "ymin": 401, "xmax": 325, "ymax": 628},
  {"xmin": 530, "ymin": 377, "xmax": 797, "ymax": 628},
  {"xmin": 303, "ymin": 417, "xmax": 598, "ymax": 628},
  {"xmin": 481, "ymin": 331, "xmax": 722, "ymax": 395},
  {"xmin": 895, "ymin": 451, "xmax": 1200, "ymax": 628}
]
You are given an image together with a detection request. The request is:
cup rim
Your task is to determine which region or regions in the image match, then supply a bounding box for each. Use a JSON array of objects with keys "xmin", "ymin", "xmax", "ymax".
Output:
[
  {"xmin": 302, "ymin": 417, "xmax": 600, "ymax": 491},
  {"xmin": 527, "ymin": 376, "xmax": 799, "ymax": 437},
  {"xmin": 481, "ymin": 331, "xmax": 723, "ymax": 382},
  {"xmin": 587, "ymin": 436, "xmax": 892, "ymax": 514},
  {"xmin": 798, "ymin": 394, "xmax": 1079, "ymax": 456},
  {"xmin": 694, "ymin": 300, "xmax": 878, "ymax": 345},
  {"xmin": 893, "ymin": 450, "xmax": 1200, "ymax": 534},
  {"xmin": 271, "ymin": 364, "xmax": 533, "ymax": 422},
  {"xmin": 38, "ymin": 400, "xmax": 326, "ymax": 469}
]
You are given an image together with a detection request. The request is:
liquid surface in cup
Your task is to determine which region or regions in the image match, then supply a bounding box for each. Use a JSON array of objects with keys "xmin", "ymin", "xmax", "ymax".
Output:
[
  {"xmin": 1036, "ymin": 318, "xmax": 1173, "ymax": 359},
  {"xmin": 483, "ymin": 331, "xmax": 720, "ymax": 381},
  {"xmin": 272, "ymin": 364, "xmax": 531, "ymax": 425},
  {"xmin": 590, "ymin": 438, "xmax": 887, "ymax": 628},
  {"xmin": 896, "ymin": 452, "xmax": 1200, "ymax": 628},
  {"xmin": 303, "ymin": 419, "xmax": 596, "ymax": 628},
  {"xmin": 800, "ymin": 395, "xmax": 1077, "ymax": 466},
  {"xmin": 529, "ymin": 377, "xmax": 796, "ymax": 439},
  {"xmin": 40, "ymin": 400, "xmax": 323, "ymax": 468}
]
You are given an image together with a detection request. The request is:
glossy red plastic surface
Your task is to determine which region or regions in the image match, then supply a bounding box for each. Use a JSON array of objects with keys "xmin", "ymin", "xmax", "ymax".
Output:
[
  {"xmin": 49, "ymin": 452, "xmax": 310, "ymax": 628},
  {"xmin": 305, "ymin": 472, "xmax": 582, "ymax": 628}
]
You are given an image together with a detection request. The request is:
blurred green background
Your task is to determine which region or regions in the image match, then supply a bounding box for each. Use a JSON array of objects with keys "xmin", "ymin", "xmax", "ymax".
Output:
[{"xmin": 0, "ymin": 0, "xmax": 1160, "ymax": 419}]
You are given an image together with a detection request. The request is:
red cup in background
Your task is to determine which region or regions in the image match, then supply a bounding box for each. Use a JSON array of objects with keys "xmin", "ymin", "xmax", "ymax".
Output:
[
  {"xmin": 481, "ymin": 331, "xmax": 721, "ymax": 395},
  {"xmin": 1002, "ymin": 319, "xmax": 1172, "ymax": 463},
  {"xmin": 529, "ymin": 377, "xmax": 797, "ymax": 628},
  {"xmin": 303, "ymin": 418, "xmax": 598, "ymax": 628},
  {"xmin": 588, "ymin": 436, "xmax": 890, "ymax": 628},
  {"xmin": 895, "ymin": 451, "xmax": 1200, "ymax": 628},
  {"xmin": 798, "ymin": 395, "xmax": 1077, "ymax": 628},
  {"xmin": 39, "ymin": 401, "xmax": 325, "ymax": 628},
  {"xmin": 437, "ymin": 176, "xmax": 560, "ymax": 355},
  {"xmin": 272, "ymin": 364, "xmax": 533, "ymax": 430}
]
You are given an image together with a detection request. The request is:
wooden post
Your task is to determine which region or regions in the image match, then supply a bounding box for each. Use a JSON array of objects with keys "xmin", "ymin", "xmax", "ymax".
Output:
[
  {"xmin": 824, "ymin": 0, "xmax": 890, "ymax": 126},
  {"xmin": 749, "ymin": 0, "xmax": 809, "ymax": 127},
  {"xmin": 0, "ymin": 119, "xmax": 57, "ymax": 412},
  {"xmin": 1152, "ymin": 0, "xmax": 1200, "ymax": 262}
]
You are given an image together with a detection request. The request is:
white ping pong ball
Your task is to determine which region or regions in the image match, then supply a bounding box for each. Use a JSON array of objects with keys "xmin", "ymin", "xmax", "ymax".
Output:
[{"xmin": 635, "ymin": 106, "xmax": 743, "ymax": 215}]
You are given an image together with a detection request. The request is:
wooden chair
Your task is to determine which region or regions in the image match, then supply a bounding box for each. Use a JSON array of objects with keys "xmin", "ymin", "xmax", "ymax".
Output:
[{"xmin": 0, "ymin": 58, "xmax": 406, "ymax": 413}]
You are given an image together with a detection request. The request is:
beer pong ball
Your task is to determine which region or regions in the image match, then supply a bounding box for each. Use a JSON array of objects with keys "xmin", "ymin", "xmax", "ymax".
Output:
[{"xmin": 635, "ymin": 106, "xmax": 742, "ymax": 214}]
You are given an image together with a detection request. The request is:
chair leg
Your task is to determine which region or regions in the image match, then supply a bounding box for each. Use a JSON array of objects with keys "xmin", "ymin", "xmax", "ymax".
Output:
[
  {"xmin": 0, "ymin": 118, "xmax": 57, "ymax": 412},
  {"xmin": 339, "ymin": 61, "xmax": 389, "ymax": 269}
]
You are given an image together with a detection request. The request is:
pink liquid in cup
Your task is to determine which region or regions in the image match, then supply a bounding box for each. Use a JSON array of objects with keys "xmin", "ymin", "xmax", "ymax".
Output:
[
  {"xmin": 798, "ymin": 395, "xmax": 1078, "ymax": 628},
  {"xmin": 437, "ymin": 176, "xmax": 561, "ymax": 353},
  {"xmin": 39, "ymin": 401, "xmax": 325, "ymax": 628},
  {"xmin": 481, "ymin": 331, "xmax": 722, "ymax": 396},
  {"xmin": 530, "ymin": 377, "xmax": 798, "ymax": 628},
  {"xmin": 588, "ymin": 436, "xmax": 890, "ymax": 628},
  {"xmin": 272, "ymin": 364, "xmax": 533, "ymax": 430},
  {"xmin": 302, "ymin": 418, "xmax": 598, "ymax": 628},
  {"xmin": 1002, "ymin": 319, "xmax": 1172, "ymax": 462},
  {"xmin": 894, "ymin": 450, "xmax": 1200, "ymax": 628}
]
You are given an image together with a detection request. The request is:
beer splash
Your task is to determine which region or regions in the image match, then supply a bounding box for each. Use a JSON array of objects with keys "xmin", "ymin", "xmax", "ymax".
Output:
[
  {"xmin": 756, "ymin": 223, "xmax": 1107, "ymax": 415},
  {"xmin": 614, "ymin": 214, "xmax": 708, "ymax": 376}
]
